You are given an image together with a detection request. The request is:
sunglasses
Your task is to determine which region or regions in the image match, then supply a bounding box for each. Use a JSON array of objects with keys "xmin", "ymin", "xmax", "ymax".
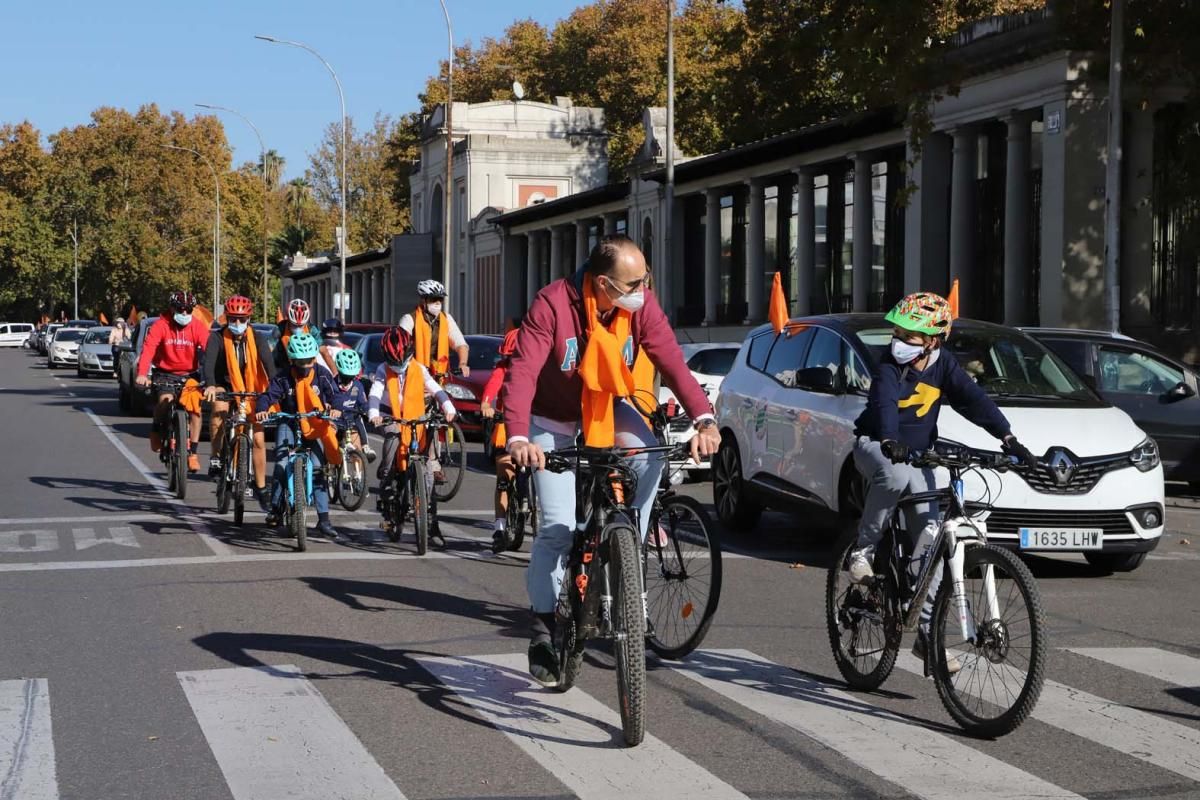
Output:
[
  {"xmin": 175, "ymin": 305, "xmax": 195, "ymax": 313},
  {"xmin": 228, "ymin": 315, "xmax": 250, "ymax": 323}
]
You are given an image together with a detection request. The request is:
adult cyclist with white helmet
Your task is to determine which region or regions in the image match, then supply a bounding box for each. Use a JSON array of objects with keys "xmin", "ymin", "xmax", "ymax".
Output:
[
  {"xmin": 398, "ymin": 280, "xmax": 469, "ymax": 379},
  {"xmin": 275, "ymin": 298, "xmax": 314, "ymax": 372}
]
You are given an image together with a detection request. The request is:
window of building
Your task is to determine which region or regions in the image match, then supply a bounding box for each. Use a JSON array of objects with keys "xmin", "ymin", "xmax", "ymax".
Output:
[
  {"xmin": 764, "ymin": 184, "xmax": 779, "ymax": 291},
  {"xmin": 813, "ymin": 175, "xmax": 830, "ymax": 313},
  {"xmin": 641, "ymin": 217, "xmax": 653, "ymax": 270},
  {"xmin": 871, "ymin": 162, "xmax": 888, "ymax": 310},
  {"xmin": 840, "ymin": 169, "xmax": 854, "ymax": 312}
]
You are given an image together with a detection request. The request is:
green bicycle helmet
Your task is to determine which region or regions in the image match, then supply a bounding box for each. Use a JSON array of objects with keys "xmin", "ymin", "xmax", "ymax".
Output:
[
  {"xmin": 333, "ymin": 347, "xmax": 362, "ymax": 377},
  {"xmin": 884, "ymin": 292, "xmax": 953, "ymax": 337},
  {"xmin": 285, "ymin": 331, "xmax": 319, "ymax": 360}
]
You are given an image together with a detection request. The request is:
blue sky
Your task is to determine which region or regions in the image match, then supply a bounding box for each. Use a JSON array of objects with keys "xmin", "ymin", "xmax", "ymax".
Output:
[{"xmin": 3, "ymin": 0, "xmax": 572, "ymax": 180}]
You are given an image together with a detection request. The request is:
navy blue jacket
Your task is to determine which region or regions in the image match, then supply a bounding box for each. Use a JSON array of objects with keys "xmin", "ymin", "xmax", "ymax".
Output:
[
  {"xmin": 854, "ymin": 351, "xmax": 1011, "ymax": 450},
  {"xmin": 330, "ymin": 378, "xmax": 368, "ymax": 428},
  {"xmin": 255, "ymin": 368, "xmax": 338, "ymax": 417}
]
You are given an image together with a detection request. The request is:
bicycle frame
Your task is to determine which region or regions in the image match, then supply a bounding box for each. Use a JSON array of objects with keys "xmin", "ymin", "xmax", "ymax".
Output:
[{"xmin": 269, "ymin": 413, "xmax": 328, "ymax": 509}]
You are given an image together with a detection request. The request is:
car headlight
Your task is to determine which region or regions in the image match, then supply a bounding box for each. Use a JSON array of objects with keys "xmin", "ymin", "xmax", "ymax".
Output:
[
  {"xmin": 444, "ymin": 383, "xmax": 476, "ymax": 402},
  {"xmin": 1129, "ymin": 437, "xmax": 1160, "ymax": 472}
]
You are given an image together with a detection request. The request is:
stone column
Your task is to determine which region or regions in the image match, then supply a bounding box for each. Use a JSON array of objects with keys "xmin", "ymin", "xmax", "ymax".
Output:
[
  {"xmin": 603, "ymin": 211, "xmax": 621, "ymax": 236},
  {"xmin": 1003, "ymin": 112, "xmax": 1032, "ymax": 325},
  {"xmin": 904, "ymin": 131, "xmax": 953, "ymax": 293},
  {"xmin": 793, "ymin": 168, "xmax": 815, "ymax": 316},
  {"xmin": 574, "ymin": 220, "xmax": 589, "ymax": 270},
  {"xmin": 852, "ymin": 153, "xmax": 873, "ymax": 311},
  {"xmin": 526, "ymin": 232, "xmax": 540, "ymax": 307},
  {"xmin": 949, "ymin": 126, "xmax": 977, "ymax": 316},
  {"xmin": 745, "ymin": 178, "xmax": 766, "ymax": 322},
  {"xmin": 549, "ymin": 226, "xmax": 564, "ymax": 280},
  {"xmin": 704, "ymin": 188, "xmax": 721, "ymax": 326}
]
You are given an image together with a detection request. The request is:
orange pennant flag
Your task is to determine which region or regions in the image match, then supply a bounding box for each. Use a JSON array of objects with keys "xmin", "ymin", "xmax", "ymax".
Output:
[
  {"xmin": 193, "ymin": 304, "xmax": 214, "ymax": 328},
  {"xmin": 276, "ymin": 306, "xmax": 284, "ymax": 323},
  {"xmin": 99, "ymin": 312, "xmax": 109, "ymax": 325},
  {"xmin": 768, "ymin": 272, "xmax": 789, "ymax": 333},
  {"xmin": 948, "ymin": 279, "xmax": 960, "ymax": 319}
]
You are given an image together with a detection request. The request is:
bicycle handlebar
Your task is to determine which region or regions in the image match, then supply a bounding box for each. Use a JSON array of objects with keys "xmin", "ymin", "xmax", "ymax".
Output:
[
  {"xmin": 373, "ymin": 414, "xmax": 432, "ymax": 426},
  {"xmin": 907, "ymin": 444, "xmax": 1019, "ymax": 472},
  {"xmin": 543, "ymin": 443, "xmax": 687, "ymax": 474}
]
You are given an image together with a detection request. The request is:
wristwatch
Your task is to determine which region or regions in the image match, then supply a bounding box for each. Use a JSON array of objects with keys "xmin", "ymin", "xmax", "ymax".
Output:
[{"xmin": 695, "ymin": 418, "xmax": 717, "ymax": 433}]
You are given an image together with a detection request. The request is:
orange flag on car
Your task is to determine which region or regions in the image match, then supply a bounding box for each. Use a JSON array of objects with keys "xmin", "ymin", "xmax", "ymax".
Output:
[
  {"xmin": 99, "ymin": 312, "xmax": 108, "ymax": 325},
  {"xmin": 193, "ymin": 304, "xmax": 214, "ymax": 328},
  {"xmin": 768, "ymin": 272, "xmax": 789, "ymax": 333},
  {"xmin": 948, "ymin": 279, "xmax": 960, "ymax": 319},
  {"xmin": 126, "ymin": 305, "xmax": 138, "ymax": 326},
  {"xmin": 276, "ymin": 306, "xmax": 284, "ymax": 323}
]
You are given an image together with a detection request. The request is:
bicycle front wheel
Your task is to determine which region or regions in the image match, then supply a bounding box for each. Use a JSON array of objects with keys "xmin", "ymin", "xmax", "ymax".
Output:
[
  {"xmin": 338, "ymin": 449, "xmax": 368, "ymax": 511},
  {"xmin": 610, "ymin": 523, "xmax": 646, "ymax": 747},
  {"xmin": 644, "ymin": 495, "xmax": 722, "ymax": 660},
  {"xmin": 433, "ymin": 422, "xmax": 465, "ymax": 502},
  {"xmin": 216, "ymin": 436, "xmax": 232, "ymax": 515},
  {"xmin": 411, "ymin": 464, "xmax": 430, "ymax": 556},
  {"xmin": 826, "ymin": 534, "xmax": 900, "ymax": 691},
  {"xmin": 931, "ymin": 544, "xmax": 1046, "ymax": 738},
  {"xmin": 289, "ymin": 459, "xmax": 308, "ymax": 552},
  {"xmin": 232, "ymin": 433, "xmax": 250, "ymax": 527},
  {"xmin": 172, "ymin": 408, "xmax": 189, "ymax": 500}
]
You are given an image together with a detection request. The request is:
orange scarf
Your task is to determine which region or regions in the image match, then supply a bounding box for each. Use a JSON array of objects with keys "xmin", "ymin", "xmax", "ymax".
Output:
[
  {"xmin": 413, "ymin": 308, "xmax": 450, "ymax": 377},
  {"xmin": 179, "ymin": 378, "xmax": 203, "ymax": 415},
  {"xmin": 579, "ymin": 278, "xmax": 635, "ymax": 447},
  {"xmin": 223, "ymin": 329, "xmax": 268, "ymax": 414},
  {"xmin": 293, "ymin": 370, "xmax": 342, "ymax": 466},
  {"xmin": 386, "ymin": 360, "xmax": 429, "ymax": 470}
]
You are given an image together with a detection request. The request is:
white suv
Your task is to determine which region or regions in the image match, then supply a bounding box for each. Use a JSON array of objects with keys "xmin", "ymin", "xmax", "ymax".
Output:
[
  {"xmin": 713, "ymin": 314, "xmax": 1166, "ymax": 573},
  {"xmin": 658, "ymin": 343, "xmax": 741, "ymax": 473}
]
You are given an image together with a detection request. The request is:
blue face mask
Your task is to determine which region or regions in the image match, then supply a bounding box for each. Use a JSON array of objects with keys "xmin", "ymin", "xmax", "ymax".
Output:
[
  {"xmin": 174, "ymin": 313, "xmax": 193, "ymax": 326},
  {"xmin": 228, "ymin": 321, "xmax": 248, "ymax": 336}
]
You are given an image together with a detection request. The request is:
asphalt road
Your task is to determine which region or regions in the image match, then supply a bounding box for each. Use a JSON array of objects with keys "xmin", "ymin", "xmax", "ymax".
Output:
[{"xmin": 1, "ymin": 347, "xmax": 1198, "ymax": 800}]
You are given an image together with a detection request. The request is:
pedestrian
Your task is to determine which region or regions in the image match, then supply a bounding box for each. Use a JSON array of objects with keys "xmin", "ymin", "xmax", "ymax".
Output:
[{"xmin": 108, "ymin": 318, "xmax": 130, "ymax": 373}]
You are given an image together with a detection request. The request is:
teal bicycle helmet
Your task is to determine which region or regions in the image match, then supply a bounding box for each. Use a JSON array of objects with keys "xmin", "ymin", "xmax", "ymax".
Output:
[
  {"xmin": 334, "ymin": 347, "xmax": 362, "ymax": 376},
  {"xmin": 285, "ymin": 331, "xmax": 319, "ymax": 360}
]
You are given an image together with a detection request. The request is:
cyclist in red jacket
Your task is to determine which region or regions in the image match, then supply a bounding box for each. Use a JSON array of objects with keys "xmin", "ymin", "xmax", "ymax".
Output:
[{"xmin": 135, "ymin": 290, "xmax": 209, "ymax": 472}]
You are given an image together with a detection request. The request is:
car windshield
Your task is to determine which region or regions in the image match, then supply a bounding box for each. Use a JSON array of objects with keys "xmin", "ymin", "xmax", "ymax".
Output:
[
  {"xmin": 84, "ymin": 329, "xmax": 111, "ymax": 344},
  {"xmin": 854, "ymin": 326, "xmax": 1097, "ymax": 402},
  {"xmin": 364, "ymin": 335, "xmax": 384, "ymax": 365},
  {"xmin": 55, "ymin": 330, "xmax": 84, "ymax": 342},
  {"xmin": 455, "ymin": 338, "xmax": 501, "ymax": 371}
]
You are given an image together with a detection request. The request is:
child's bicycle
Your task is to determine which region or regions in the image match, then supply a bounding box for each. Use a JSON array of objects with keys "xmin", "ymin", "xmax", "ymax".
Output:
[
  {"xmin": 327, "ymin": 417, "xmax": 369, "ymax": 512},
  {"xmin": 489, "ymin": 411, "xmax": 538, "ymax": 553},
  {"xmin": 213, "ymin": 391, "xmax": 260, "ymax": 526},
  {"xmin": 376, "ymin": 414, "xmax": 437, "ymax": 555},
  {"xmin": 264, "ymin": 411, "xmax": 332, "ymax": 552}
]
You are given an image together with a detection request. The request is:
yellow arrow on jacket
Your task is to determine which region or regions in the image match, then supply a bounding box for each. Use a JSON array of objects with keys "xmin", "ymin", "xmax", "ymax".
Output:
[{"xmin": 898, "ymin": 382, "xmax": 941, "ymax": 418}]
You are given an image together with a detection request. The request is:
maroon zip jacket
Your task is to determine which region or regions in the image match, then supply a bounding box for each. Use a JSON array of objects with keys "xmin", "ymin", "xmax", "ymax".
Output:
[{"xmin": 502, "ymin": 270, "xmax": 713, "ymax": 441}]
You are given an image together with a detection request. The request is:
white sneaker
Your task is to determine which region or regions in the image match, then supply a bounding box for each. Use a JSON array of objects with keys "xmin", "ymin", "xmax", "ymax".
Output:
[{"xmin": 848, "ymin": 547, "xmax": 875, "ymax": 584}]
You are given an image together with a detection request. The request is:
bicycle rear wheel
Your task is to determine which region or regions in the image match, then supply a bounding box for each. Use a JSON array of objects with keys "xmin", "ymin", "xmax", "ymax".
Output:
[
  {"xmin": 338, "ymin": 449, "xmax": 368, "ymax": 511},
  {"xmin": 931, "ymin": 544, "xmax": 1046, "ymax": 738},
  {"xmin": 216, "ymin": 436, "xmax": 232, "ymax": 515},
  {"xmin": 411, "ymin": 463, "xmax": 430, "ymax": 556},
  {"xmin": 433, "ymin": 422, "xmax": 465, "ymax": 502},
  {"xmin": 644, "ymin": 495, "xmax": 722, "ymax": 660},
  {"xmin": 505, "ymin": 478, "xmax": 526, "ymax": 552},
  {"xmin": 172, "ymin": 408, "xmax": 189, "ymax": 500},
  {"xmin": 611, "ymin": 523, "xmax": 646, "ymax": 746},
  {"xmin": 388, "ymin": 475, "xmax": 405, "ymax": 543},
  {"xmin": 232, "ymin": 434, "xmax": 250, "ymax": 527},
  {"xmin": 289, "ymin": 459, "xmax": 308, "ymax": 552},
  {"xmin": 826, "ymin": 534, "xmax": 900, "ymax": 691},
  {"xmin": 553, "ymin": 574, "xmax": 586, "ymax": 692}
]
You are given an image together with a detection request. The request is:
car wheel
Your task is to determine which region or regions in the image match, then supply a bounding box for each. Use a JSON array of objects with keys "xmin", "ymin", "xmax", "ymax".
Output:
[
  {"xmin": 1083, "ymin": 551, "xmax": 1147, "ymax": 573},
  {"xmin": 713, "ymin": 435, "xmax": 762, "ymax": 530}
]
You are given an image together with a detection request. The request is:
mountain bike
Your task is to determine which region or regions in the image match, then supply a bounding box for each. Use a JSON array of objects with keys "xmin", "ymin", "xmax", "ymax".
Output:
[
  {"xmin": 327, "ymin": 418, "xmax": 369, "ymax": 512},
  {"xmin": 544, "ymin": 442, "xmax": 680, "ymax": 747},
  {"xmin": 377, "ymin": 414, "xmax": 434, "ymax": 555},
  {"xmin": 147, "ymin": 374, "xmax": 195, "ymax": 500},
  {"xmin": 429, "ymin": 369, "xmax": 466, "ymax": 502},
  {"xmin": 826, "ymin": 440, "xmax": 1047, "ymax": 737},
  {"xmin": 265, "ymin": 411, "xmax": 331, "ymax": 552},
  {"xmin": 214, "ymin": 391, "xmax": 259, "ymax": 527},
  {"xmin": 490, "ymin": 411, "xmax": 538, "ymax": 553}
]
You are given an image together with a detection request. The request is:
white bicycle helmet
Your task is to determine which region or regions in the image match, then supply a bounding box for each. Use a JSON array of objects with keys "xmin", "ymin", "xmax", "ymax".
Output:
[{"xmin": 417, "ymin": 279, "xmax": 446, "ymax": 299}]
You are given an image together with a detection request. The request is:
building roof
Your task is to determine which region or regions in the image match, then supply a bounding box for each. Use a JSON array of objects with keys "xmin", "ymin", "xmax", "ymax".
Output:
[
  {"xmin": 490, "ymin": 182, "xmax": 631, "ymax": 228},
  {"xmin": 278, "ymin": 246, "xmax": 390, "ymax": 279}
]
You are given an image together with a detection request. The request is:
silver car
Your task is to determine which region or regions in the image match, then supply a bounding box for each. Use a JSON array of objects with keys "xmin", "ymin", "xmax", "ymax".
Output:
[
  {"xmin": 47, "ymin": 327, "xmax": 86, "ymax": 368},
  {"xmin": 77, "ymin": 327, "xmax": 114, "ymax": 377}
]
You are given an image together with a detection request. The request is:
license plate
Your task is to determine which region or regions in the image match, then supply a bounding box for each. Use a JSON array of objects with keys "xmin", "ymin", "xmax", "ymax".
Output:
[{"xmin": 1019, "ymin": 527, "xmax": 1103, "ymax": 550}]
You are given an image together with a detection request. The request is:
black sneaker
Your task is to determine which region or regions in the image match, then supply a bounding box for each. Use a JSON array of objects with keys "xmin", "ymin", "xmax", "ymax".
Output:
[
  {"xmin": 316, "ymin": 520, "xmax": 341, "ymax": 542},
  {"xmin": 491, "ymin": 529, "xmax": 509, "ymax": 554},
  {"xmin": 528, "ymin": 640, "xmax": 559, "ymax": 687},
  {"xmin": 254, "ymin": 487, "xmax": 271, "ymax": 513}
]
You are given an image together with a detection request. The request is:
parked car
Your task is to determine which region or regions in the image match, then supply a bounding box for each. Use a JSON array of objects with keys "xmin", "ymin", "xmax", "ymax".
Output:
[
  {"xmin": 713, "ymin": 314, "xmax": 1165, "ymax": 572},
  {"xmin": 26, "ymin": 324, "xmax": 45, "ymax": 349},
  {"xmin": 37, "ymin": 324, "xmax": 63, "ymax": 355},
  {"xmin": 64, "ymin": 319, "xmax": 99, "ymax": 329},
  {"xmin": 658, "ymin": 343, "xmax": 742, "ymax": 473},
  {"xmin": 117, "ymin": 318, "xmax": 155, "ymax": 413},
  {"xmin": 47, "ymin": 328, "xmax": 87, "ymax": 368},
  {"xmin": 1023, "ymin": 328, "xmax": 1200, "ymax": 489},
  {"xmin": 0, "ymin": 322, "xmax": 34, "ymax": 348},
  {"xmin": 76, "ymin": 327, "xmax": 114, "ymax": 377}
]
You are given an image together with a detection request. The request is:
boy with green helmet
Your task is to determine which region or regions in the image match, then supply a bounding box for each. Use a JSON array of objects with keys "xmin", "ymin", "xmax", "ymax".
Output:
[
  {"xmin": 851, "ymin": 291, "xmax": 1036, "ymax": 669},
  {"xmin": 330, "ymin": 347, "xmax": 375, "ymax": 463}
]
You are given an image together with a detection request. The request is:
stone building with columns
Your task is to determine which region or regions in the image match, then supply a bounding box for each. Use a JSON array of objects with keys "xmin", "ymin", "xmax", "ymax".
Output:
[{"xmin": 469, "ymin": 10, "xmax": 1198, "ymax": 362}]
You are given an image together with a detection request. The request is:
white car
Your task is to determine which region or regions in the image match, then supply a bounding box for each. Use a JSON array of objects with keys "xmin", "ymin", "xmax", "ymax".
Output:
[
  {"xmin": 0, "ymin": 322, "xmax": 34, "ymax": 348},
  {"xmin": 658, "ymin": 343, "xmax": 742, "ymax": 471},
  {"xmin": 47, "ymin": 327, "xmax": 87, "ymax": 368},
  {"xmin": 713, "ymin": 314, "xmax": 1165, "ymax": 573}
]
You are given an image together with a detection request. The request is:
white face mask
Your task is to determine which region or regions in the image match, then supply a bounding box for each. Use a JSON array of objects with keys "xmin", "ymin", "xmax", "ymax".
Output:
[
  {"xmin": 603, "ymin": 277, "xmax": 646, "ymax": 314},
  {"xmin": 890, "ymin": 337, "xmax": 926, "ymax": 365},
  {"xmin": 174, "ymin": 312, "xmax": 193, "ymax": 327},
  {"xmin": 227, "ymin": 321, "xmax": 248, "ymax": 336},
  {"xmin": 426, "ymin": 302, "xmax": 443, "ymax": 317}
]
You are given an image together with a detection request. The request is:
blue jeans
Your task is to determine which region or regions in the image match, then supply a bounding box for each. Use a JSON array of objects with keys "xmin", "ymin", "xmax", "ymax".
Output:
[
  {"xmin": 526, "ymin": 401, "xmax": 662, "ymax": 614},
  {"xmin": 272, "ymin": 423, "xmax": 330, "ymax": 515}
]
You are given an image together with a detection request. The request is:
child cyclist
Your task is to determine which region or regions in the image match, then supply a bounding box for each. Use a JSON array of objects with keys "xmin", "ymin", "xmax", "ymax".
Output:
[
  {"xmin": 851, "ymin": 292, "xmax": 1036, "ymax": 668},
  {"xmin": 479, "ymin": 328, "xmax": 519, "ymax": 553},
  {"xmin": 368, "ymin": 326, "xmax": 457, "ymax": 545},
  {"xmin": 255, "ymin": 332, "xmax": 343, "ymax": 542},
  {"xmin": 330, "ymin": 348, "xmax": 376, "ymax": 463}
]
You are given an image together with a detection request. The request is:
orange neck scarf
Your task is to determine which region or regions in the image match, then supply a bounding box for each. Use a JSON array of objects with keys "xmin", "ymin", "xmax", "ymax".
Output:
[
  {"xmin": 579, "ymin": 278, "xmax": 635, "ymax": 447},
  {"xmin": 280, "ymin": 324, "xmax": 309, "ymax": 354},
  {"xmin": 414, "ymin": 307, "xmax": 450, "ymax": 377},
  {"xmin": 293, "ymin": 370, "xmax": 342, "ymax": 466},
  {"xmin": 223, "ymin": 329, "xmax": 267, "ymax": 413},
  {"xmin": 386, "ymin": 360, "xmax": 428, "ymax": 469}
]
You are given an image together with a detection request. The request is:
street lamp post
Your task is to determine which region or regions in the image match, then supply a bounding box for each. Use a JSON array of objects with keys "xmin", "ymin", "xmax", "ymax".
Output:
[
  {"xmin": 437, "ymin": 0, "xmax": 454, "ymax": 308},
  {"xmin": 256, "ymin": 35, "xmax": 348, "ymax": 321},
  {"xmin": 160, "ymin": 144, "xmax": 221, "ymax": 305},
  {"xmin": 664, "ymin": 0, "xmax": 675, "ymax": 321},
  {"xmin": 197, "ymin": 104, "xmax": 271, "ymax": 322},
  {"xmin": 68, "ymin": 216, "xmax": 79, "ymax": 319}
]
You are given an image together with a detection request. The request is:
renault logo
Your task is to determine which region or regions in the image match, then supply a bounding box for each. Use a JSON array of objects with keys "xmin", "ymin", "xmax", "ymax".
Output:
[{"xmin": 1047, "ymin": 449, "xmax": 1076, "ymax": 487}]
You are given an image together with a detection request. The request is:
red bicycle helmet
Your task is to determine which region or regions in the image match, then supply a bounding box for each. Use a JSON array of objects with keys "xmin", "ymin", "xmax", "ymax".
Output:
[
  {"xmin": 499, "ymin": 328, "xmax": 519, "ymax": 357},
  {"xmin": 381, "ymin": 326, "xmax": 413, "ymax": 364},
  {"xmin": 287, "ymin": 298, "xmax": 311, "ymax": 327},
  {"xmin": 225, "ymin": 295, "xmax": 253, "ymax": 317}
]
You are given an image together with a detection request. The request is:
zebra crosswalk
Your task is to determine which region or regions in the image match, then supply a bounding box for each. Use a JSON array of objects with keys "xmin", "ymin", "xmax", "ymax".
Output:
[{"xmin": 3, "ymin": 645, "xmax": 1199, "ymax": 799}]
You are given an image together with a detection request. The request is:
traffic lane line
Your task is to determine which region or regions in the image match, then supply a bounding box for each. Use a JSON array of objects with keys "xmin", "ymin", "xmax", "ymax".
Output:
[{"xmin": 0, "ymin": 678, "xmax": 60, "ymax": 800}]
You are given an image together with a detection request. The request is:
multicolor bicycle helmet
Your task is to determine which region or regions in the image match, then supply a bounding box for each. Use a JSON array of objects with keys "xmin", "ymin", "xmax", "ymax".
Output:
[
  {"xmin": 224, "ymin": 294, "xmax": 253, "ymax": 317},
  {"xmin": 169, "ymin": 290, "xmax": 197, "ymax": 311},
  {"xmin": 884, "ymin": 292, "xmax": 953, "ymax": 337},
  {"xmin": 334, "ymin": 348, "xmax": 362, "ymax": 377},
  {"xmin": 285, "ymin": 331, "xmax": 319, "ymax": 360},
  {"xmin": 380, "ymin": 326, "xmax": 413, "ymax": 364},
  {"xmin": 286, "ymin": 298, "xmax": 311, "ymax": 327},
  {"xmin": 320, "ymin": 317, "xmax": 344, "ymax": 337},
  {"xmin": 417, "ymin": 279, "xmax": 446, "ymax": 299},
  {"xmin": 499, "ymin": 328, "xmax": 519, "ymax": 357}
]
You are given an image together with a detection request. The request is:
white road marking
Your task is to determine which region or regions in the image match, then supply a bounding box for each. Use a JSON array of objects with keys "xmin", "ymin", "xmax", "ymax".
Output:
[
  {"xmin": 671, "ymin": 649, "xmax": 1081, "ymax": 800},
  {"xmin": 415, "ymin": 653, "xmax": 749, "ymax": 800},
  {"xmin": 0, "ymin": 530, "xmax": 58, "ymax": 554},
  {"xmin": 178, "ymin": 664, "xmax": 406, "ymax": 800},
  {"xmin": 0, "ymin": 550, "xmax": 481, "ymax": 573},
  {"xmin": 73, "ymin": 526, "xmax": 139, "ymax": 550},
  {"xmin": 80, "ymin": 407, "xmax": 232, "ymax": 556},
  {"xmin": 0, "ymin": 679, "xmax": 59, "ymax": 800},
  {"xmin": 0, "ymin": 514, "xmax": 170, "ymax": 526},
  {"xmin": 1063, "ymin": 647, "xmax": 1200, "ymax": 687}
]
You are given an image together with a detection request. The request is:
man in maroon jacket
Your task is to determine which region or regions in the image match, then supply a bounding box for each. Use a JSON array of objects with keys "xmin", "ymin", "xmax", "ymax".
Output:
[{"xmin": 504, "ymin": 235, "xmax": 720, "ymax": 685}]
